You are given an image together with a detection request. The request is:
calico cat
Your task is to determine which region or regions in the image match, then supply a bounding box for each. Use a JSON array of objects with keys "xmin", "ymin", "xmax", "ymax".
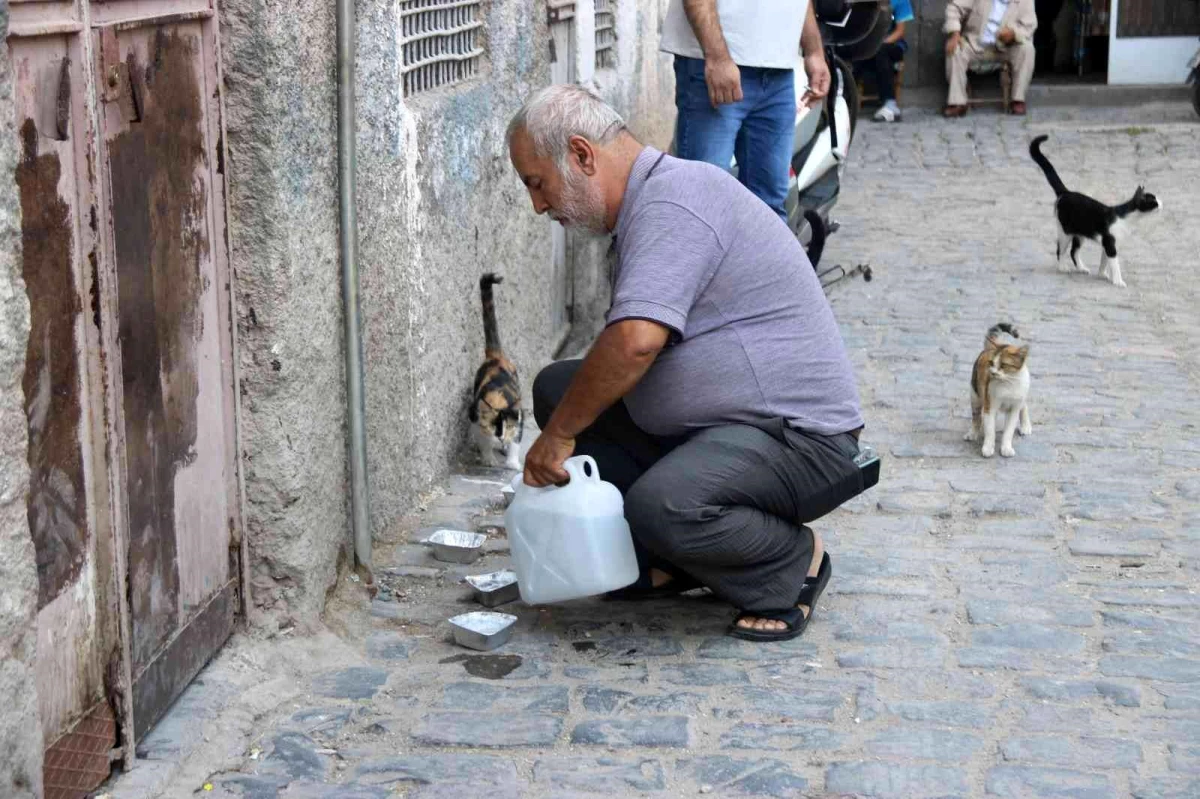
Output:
[
  {"xmin": 964, "ymin": 322, "xmax": 1031, "ymax": 459},
  {"xmin": 1030, "ymin": 134, "xmax": 1161, "ymax": 288},
  {"xmin": 469, "ymin": 274, "xmax": 523, "ymax": 470}
]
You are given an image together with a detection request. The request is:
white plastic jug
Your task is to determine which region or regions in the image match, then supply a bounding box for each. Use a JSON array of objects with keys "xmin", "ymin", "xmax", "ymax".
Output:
[{"xmin": 505, "ymin": 455, "xmax": 640, "ymax": 604}]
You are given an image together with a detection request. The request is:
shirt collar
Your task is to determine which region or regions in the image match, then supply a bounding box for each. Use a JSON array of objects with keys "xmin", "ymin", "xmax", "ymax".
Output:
[{"xmin": 614, "ymin": 146, "xmax": 662, "ymax": 245}]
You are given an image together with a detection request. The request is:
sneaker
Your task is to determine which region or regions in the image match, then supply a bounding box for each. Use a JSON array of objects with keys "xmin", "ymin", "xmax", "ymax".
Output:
[{"xmin": 873, "ymin": 100, "xmax": 901, "ymax": 122}]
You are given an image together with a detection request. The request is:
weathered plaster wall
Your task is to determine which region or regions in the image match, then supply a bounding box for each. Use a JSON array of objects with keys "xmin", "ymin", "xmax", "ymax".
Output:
[
  {"xmin": 219, "ymin": 0, "xmax": 348, "ymax": 630},
  {"xmin": 573, "ymin": 0, "xmax": 676, "ymax": 340},
  {"xmin": 356, "ymin": 0, "xmax": 678, "ymax": 532},
  {"xmin": 0, "ymin": 5, "xmax": 44, "ymax": 796},
  {"xmin": 356, "ymin": 0, "xmax": 558, "ymax": 533},
  {"xmin": 218, "ymin": 0, "xmax": 678, "ymax": 626}
]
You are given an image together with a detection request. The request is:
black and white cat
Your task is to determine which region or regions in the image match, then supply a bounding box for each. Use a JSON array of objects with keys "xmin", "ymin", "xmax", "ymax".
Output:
[{"xmin": 1030, "ymin": 134, "xmax": 1161, "ymax": 288}]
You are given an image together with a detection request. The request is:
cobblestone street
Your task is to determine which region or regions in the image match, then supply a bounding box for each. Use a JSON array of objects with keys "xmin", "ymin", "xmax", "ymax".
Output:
[{"xmin": 108, "ymin": 103, "xmax": 1200, "ymax": 799}]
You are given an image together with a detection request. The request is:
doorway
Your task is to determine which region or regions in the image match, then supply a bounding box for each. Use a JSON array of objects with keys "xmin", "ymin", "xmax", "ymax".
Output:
[
  {"xmin": 6, "ymin": 1, "xmax": 243, "ymax": 795},
  {"xmin": 1034, "ymin": 0, "xmax": 1110, "ymax": 82}
]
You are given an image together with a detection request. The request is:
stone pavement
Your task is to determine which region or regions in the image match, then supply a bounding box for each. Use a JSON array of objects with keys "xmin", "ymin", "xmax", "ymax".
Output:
[{"xmin": 104, "ymin": 102, "xmax": 1200, "ymax": 799}]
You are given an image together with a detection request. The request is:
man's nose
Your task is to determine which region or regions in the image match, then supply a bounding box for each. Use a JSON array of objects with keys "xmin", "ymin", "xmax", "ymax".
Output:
[{"xmin": 529, "ymin": 191, "xmax": 550, "ymax": 215}]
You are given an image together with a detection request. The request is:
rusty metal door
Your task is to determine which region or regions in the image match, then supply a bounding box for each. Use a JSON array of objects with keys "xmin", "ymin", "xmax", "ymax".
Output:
[
  {"xmin": 90, "ymin": 3, "xmax": 243, "ymax": 741},
  {"xmin": 6, "ymin": 0, "xmax": 241, "ymax": 794},
  {"xmin": 7, "ymin": 5, "xmax": 124, "ymax": 796}
]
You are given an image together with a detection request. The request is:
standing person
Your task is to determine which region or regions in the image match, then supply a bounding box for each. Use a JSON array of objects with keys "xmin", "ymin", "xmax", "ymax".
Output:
[
  {"xmin": 1033, "ymin": 0, "xmax": 1064, "ymax": 74},
  {"xmin": 660, "ymin": 0, "xmax": 832, "ymax": 222},
  {"xmin": 943, "ymin": 0, "xmax": 1038, "ymax": 117},
  {"xmin": 857, "ymin": 0, "xmax": 915, "ymax": 122}
]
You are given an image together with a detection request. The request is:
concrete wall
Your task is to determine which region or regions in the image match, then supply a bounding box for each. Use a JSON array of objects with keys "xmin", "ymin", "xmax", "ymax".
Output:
[
  {"xmin": 0, "ymin": 5, "xmax": 44, "ymax": 796},
  {"xmin": 219, "ymin": 0, "xmax": 348, "ymax": 630},
  {"xmin": 906, "ymin": 0, "xmax": 946, "ymax": 92},
  {"xmin": 220, "ymin": 0, "xmax": 677, "ymax": 628}
]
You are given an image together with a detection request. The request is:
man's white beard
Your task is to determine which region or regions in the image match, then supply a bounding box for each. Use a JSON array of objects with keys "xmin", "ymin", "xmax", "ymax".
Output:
[{"xmin": 557, "ymin": 165, "xmax": 609, "ymax": 236}]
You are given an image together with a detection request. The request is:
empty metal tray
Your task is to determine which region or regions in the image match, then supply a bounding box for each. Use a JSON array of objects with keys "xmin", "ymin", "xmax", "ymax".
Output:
[
  {"xmin": 448, "ymin": 611, "xmax": 517, "ymax": 651},
  {"xmin": 465, "ymin": 570, "xmax": 520, "ymax": 608},
  {"xmin": 428, "ymin": 529, "xmax": 487, "ymax": 564}
]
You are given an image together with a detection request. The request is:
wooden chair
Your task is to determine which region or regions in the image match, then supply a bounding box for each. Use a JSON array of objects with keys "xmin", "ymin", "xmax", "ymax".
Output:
[{"xmin": 966, "ymin": 60, "xmax": 1012, "ymax": 112}]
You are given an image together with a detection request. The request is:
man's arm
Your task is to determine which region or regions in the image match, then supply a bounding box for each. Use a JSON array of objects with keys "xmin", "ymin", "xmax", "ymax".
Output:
[
  {"xmin": 682, "ymin": 0, "xmax": 743, "ymax": 106},
  {"xmin": 943, "ymin": 0, "xmax": 971, "ymax": 33},
  {"xmin": 1005, "ymin": 0, "xmax": 1037, "ymax": 44},
  {"xmin": 800, "ymin": 2, "xmax": 830, "ymax": 107},
  {"xmin": 523, "ymin": 320, "xmax": 670, "ymax": 487},
  {"xmin": 884, "ymin": 20, "xmax": 906, "ymax": 44}
]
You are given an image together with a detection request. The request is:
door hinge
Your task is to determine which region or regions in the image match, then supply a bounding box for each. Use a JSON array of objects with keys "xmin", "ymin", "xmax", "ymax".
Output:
[{"xmin": 99, "ymin": 27, "xmax": 141, "ymax": 123}]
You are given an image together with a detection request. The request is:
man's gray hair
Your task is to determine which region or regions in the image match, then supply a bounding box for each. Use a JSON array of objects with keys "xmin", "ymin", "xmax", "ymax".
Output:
[{"xmin": 507, "ymin": 84, "xmax": 627, "ymax": 172}]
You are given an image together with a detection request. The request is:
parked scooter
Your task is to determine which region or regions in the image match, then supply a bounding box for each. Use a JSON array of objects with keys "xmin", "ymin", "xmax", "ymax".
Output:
[
  {"xmin": 1188, "ymin": 1, "xmax": 1200, "ymax": 117},
  {"xmin": 1189, "ymin": 37, "xmax": 1200, "ymax": 117},
  {"xmin": 784, "ymin": 0, "xmax": 892, "ymax": 266},
  {"xmin": 669, "ymin": 0, "xmax": 890, "ymax": 267}
]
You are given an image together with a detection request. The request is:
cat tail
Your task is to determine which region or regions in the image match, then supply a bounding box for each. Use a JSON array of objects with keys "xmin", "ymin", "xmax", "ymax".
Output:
[
  {"xmin": 985, "ymin": 322, "xmax": 1019, "ymax": 347},
  {"xmin": 1029, "ymin": 135, "xmax": 1068, "ymax": 197},
  {"xmin": 480, "ymin": 273, "xmax": 504, "ymax": 358},
  {"xmin": 803, "ymin": 210, "xmax": 826, "ymax": 269}
]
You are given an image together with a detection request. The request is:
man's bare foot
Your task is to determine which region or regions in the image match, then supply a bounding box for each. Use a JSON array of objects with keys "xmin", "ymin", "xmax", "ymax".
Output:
[{"xmin": 735, "ymin": 531, "xmax": 824, "ymax": 633}]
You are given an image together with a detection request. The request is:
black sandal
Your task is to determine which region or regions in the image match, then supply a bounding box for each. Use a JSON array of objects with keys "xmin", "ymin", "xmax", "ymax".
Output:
[
  {"xmin": 727, "ymin": 552, "xmax": 832, "ymax": 642},
  {"xmin": 604, "ymin": 569, "xmax": 703, "ymax": 601}
]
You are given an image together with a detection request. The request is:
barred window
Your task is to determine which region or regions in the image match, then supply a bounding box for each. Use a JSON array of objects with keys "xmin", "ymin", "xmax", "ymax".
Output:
[
  {"xmin": 400, "ymin": 0, "xmax": 485, "ymax": 96},
  {"xmin": 594, "ymin": 0, "xmax": 616, "ymax": 70}
]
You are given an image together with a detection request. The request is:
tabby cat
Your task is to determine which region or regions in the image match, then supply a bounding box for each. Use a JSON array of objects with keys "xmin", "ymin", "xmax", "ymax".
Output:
[
  {"xmin": 964, "ymin": 322, "xmax": 1031, "ymax": 459},
  {"xmin": 1030, "ymin": 134, "xmax": 1161, "ymax": 288},
  {"xmin": 469, "ymin": 274, "xmax": 523, "ymax": 470}
]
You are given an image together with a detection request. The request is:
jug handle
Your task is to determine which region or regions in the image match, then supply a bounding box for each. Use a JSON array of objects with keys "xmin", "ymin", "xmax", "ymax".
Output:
[{"xmin": 562, "ymin": 455, "xmax": 601, "ymax": 484}]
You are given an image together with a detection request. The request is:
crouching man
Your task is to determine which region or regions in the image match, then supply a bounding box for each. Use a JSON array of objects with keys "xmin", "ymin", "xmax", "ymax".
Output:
[{"xmin": 507, "ymin": 85, "xmax": 865, "ymax": 642}]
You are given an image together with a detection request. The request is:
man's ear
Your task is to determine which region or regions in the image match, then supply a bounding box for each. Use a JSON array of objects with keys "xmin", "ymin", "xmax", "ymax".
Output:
[{"xmin": 567, "ymin": 134, "xmax": 597, "ymax": 176}]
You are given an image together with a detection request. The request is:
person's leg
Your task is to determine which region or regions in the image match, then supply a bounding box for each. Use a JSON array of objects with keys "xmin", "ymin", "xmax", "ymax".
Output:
[
  {"xmin": 623, "ymin": 423, "xmax": 860, "ymax": 619},
  {"xmin": 532, "ymin": 360, "xmax": 683, "ymax": 582},
  {"xmin": 945, "ymin": 39, "xmax": 978, "ymax": 108},
  {"xmin": 673, "ymin": 56, "xmax": 749, "ymax": 171},
  {"xmin": 1004, "ymin": 41, "xmax": 1036, "ymax": 103},
  {"xmin": 875, "ymin": 45, "xmax": 896, "ymax": 103},
  {"xmin": 532, "ymin": 360, "xmax": 669, "ymax": 495},
  {"xmin": 733, "ymin": 67, "xmax": 795, "ymax": 221}
]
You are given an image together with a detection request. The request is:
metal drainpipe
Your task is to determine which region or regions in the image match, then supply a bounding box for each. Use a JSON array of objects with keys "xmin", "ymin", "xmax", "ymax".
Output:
[{"xmin": 337, "ymin": 0, "xmax": 371, "ymax": 576}]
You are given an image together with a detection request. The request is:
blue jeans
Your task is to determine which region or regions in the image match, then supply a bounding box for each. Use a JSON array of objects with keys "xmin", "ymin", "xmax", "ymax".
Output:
[{"xmin": 673, "ymin": 55, "xmax": 795, "ymax": 221}]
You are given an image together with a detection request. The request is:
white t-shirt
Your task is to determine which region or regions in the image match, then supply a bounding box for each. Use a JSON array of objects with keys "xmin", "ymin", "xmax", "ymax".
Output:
[
  {"xmin": 660, "ymin": 0, "xmax": 810, "ymax": 70},
  {"xmin": 980, "ymin": 0, "xmax": 1011, "ymax": 46}
]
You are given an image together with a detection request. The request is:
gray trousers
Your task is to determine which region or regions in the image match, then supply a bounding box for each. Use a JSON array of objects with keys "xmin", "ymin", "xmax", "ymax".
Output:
[{"xmin": 532, "ymin": 360, "xmax": 861, "ymax": 613}]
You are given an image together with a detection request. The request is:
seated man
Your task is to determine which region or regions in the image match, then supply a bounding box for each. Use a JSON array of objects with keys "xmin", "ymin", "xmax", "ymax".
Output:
[
  {"xmin": 506, "ymin": 84, "xmax": 865, "ymax": 642},
  {"xmin": 855, "ymin": 0, "xmax": 914, "ymax": 123},
  {"xmin": 943, "ymin": 0, "xmax": 1037, "ymax": 117}
]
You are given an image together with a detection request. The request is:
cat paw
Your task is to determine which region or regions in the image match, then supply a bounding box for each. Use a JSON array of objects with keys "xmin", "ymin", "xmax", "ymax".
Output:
[
  {"xmin": 1000, "ymin": 444, "xmax": 1016, "ymax": 458},
  {"xmin": 963, "ymin": 430, "xmax": 979, "ymax": 442},
  {"xmin": 1019, "ymin": 423, "xmax": 1032, "ymax": 437},
  {"xmin": 981, "ymin": 443, "xmax": 995, "ymax": 458},
  {"xmin": 1112, "ymin": 277, "xmax": 1127, "ymax": 288},
  {"xmin": 1074, "ymin": 265, "xmax": 1091, "ymax": 274}
]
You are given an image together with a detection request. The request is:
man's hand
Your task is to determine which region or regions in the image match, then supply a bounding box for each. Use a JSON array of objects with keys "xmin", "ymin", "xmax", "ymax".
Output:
[
  {"xmin": 946, "ymin": 31, "xmax": 962, "ymax": 55},
  {"xmin": 997, "ymin": 27, "xmax": 1016, "ymax": 45},
  {"xmin": 705, "ymin": 56, "xmax": 743, "ymax": 107},
  {"xmin": 523, "ymin": 428, "xmax": 576, "ymax": 488},
  {"xmin": 801, "ymin": 52, "xmax": 830, "ymax": 109}
]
